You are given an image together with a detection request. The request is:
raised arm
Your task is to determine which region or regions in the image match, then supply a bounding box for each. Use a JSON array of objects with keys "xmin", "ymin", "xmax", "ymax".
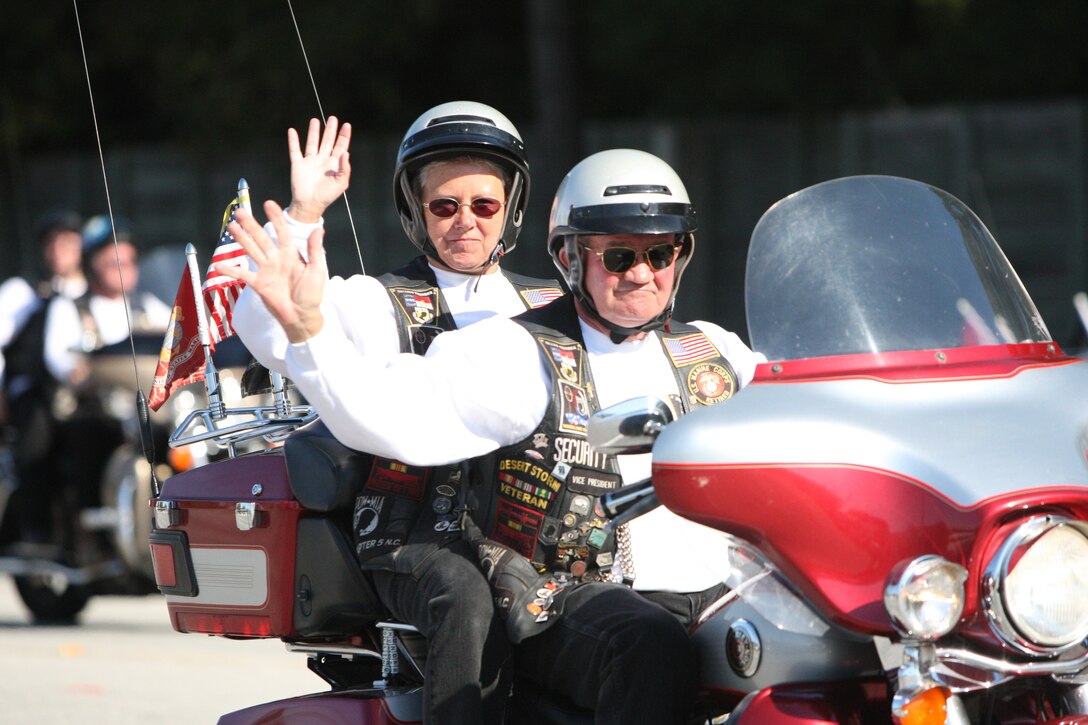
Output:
[
  {"xmin": 216, "ymin": 200, "xmax": 327, "ymax": 344},
  {"xmin": 284, "ymin": 116, "xmax": 352, "ymax": 224}
]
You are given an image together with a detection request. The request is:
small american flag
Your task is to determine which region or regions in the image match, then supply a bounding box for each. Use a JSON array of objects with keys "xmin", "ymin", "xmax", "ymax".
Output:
[
  {"xmin": 521, "ymin": 287, "xmax": 564, "ymax": 309},
  {"xmin": 664, "ymin": 333, "xmax": 718, "ymax": 366},
  {"xmin": 202, "ymin": 195, "xmax": 248, "ymax": 344}
]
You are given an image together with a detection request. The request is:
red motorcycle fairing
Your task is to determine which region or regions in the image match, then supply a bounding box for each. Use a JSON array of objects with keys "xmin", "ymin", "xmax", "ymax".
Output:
[
  {"xmin": 723, "ymin": 682, "xmax": 1088, "ymax": 725},
  {"xmin": 217, "ymin": 687, "xmax": 422, "ymax": 725},
  {"xmin": 653, "ymin": 342, "xmax": 1088, "ymax": 635},
  {"xmin": 722, "ymin": 679, "xmax": 893, "ymax": 724},
  {"xmin": 659, "ymin": 457, "xmax": 1088, "ymax": 634}
]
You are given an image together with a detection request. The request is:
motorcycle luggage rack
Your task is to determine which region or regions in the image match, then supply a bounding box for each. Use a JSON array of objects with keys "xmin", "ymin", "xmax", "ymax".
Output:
[
  {"xmin": 164, "ymin": 237, "xmax": 319, "ymax": 459},
  {"xmin": 169, "ymin": 369, "xmax": 317, "ymax": 456}
]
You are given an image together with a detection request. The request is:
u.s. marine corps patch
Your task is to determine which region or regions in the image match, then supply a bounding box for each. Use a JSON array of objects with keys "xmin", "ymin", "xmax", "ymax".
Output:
[{"xmin": 687, "ymin": 362, "xmax": 736, "ymax": 406}]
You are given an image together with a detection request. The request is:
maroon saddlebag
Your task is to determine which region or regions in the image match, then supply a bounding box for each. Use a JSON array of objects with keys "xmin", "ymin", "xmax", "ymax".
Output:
[{"xmin": 149, "ymin": 429, "xmax": 383, "ymax": 639}]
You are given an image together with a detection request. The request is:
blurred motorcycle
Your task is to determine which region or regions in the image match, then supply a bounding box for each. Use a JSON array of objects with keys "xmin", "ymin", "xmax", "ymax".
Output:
[{"xmin": 0, "ymin": 334, "xmax": 251, "ymax": 621}]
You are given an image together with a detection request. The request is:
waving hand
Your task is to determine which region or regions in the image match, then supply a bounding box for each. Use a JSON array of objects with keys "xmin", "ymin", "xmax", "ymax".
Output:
[
  {"xmin": 286, "ymin": 116, "xmax": 352, "ymax": 223},
  {"xmin": 215, "ymin": 200, "xmax": 327, "ymax": 343}
]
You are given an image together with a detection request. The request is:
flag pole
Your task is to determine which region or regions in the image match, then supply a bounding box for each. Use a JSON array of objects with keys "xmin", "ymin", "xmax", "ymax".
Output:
[
  {"xmin": 237, "ymin": 177, "xmax": 294, "ymax": 418},
  {"xmin": 186, "ymin": 242, "xmax": 225, "ymax": 420}
]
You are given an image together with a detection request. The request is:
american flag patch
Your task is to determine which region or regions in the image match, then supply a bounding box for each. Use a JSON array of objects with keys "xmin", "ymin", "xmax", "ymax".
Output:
[
  {"xmin": 664, "ymin": 334, "xmax": 718, "ymax": 366},
  {"xmin": 520, "ymin": 287, "xmax": 564, "ymax": 309}
]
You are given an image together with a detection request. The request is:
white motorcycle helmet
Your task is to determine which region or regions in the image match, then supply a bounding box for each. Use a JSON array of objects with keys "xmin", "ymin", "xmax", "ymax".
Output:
[
  {"xmin": 393, "ymin": 101, "xmax": 530, "ymax": 267},
  {"xmin": 548, "ymin": 149, "xmax": 697, "ymax": 341}
]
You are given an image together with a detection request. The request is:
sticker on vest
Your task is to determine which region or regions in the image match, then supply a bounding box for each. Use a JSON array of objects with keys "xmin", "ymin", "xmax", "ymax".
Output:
[
  {"xmin": 519, "ymin": 287, "xmax": 564, "ymax": 309},
  {"xmin": 498, "ymin": 459, "xmax": 561, "ymax": 514},
  {"xmin": 663, "ymin": 333, "xmax": 719, "ymax": 367},
  {"xmin": 566, "ymin": 467, "xmax": 622, "ymax": 495},
  {"xmin": 353, "ymin": 494, "xmax": 411, "ymax": 561},
  {"xmin": 558, "ymin": 381, "xmax": 589, "ymax": 433},
  {"xmin": 498, "ymin": 472, "xmax": 556, "ymax": 511},
  {"xmin": 492, "ymin": 499, "xmax": 544, "ymax": 559},
  {"xmin": 541, "ymin": 340, "xmax": 581, "ymax": 383},
  {"xmin": 686, "ymin": 362, "xmax": 736, "ymax": 406},
  {"xmin": 390, "ymin": 288, "xmax": 437, "ymax": 324},
  {"xmin": 365, "ymin": 457, "xmax": 429, "ymax": 501},
  {"xmin": 553, "ymin": 435, "xmax": 608, "ymax": 470}
]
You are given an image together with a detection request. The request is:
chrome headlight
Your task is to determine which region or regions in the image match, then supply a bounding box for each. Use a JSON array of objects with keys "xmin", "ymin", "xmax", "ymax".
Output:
[
  {"xmin": 985, "ymin": 516, "xmax": 1088, "ymax": 654},
  {"xmin": 884, "ymin": 555, "xmax": 967, "ymax": 640}
]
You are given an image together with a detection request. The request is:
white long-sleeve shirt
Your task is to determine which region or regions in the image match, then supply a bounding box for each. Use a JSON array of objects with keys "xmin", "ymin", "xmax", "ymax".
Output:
[
  {"xmin": 0, "ymin": 274, "xmax": 86, "ymax": 384},
  {"xmin": 284, "ymin": 312, "xmax": 765, "ymax": 593},
  {"xmin": 233, "ymin": 213, "xmax": 541, "ymax": 375},
  {"xmin": 43, "ymin": 292, "xmax": 172, "ymax": 382}
]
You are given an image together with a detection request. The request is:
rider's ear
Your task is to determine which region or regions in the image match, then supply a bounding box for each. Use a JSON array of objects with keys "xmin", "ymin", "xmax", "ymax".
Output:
[{"xmin": 557, "ymin": 246, "xmax": 570, "ymax": 270}]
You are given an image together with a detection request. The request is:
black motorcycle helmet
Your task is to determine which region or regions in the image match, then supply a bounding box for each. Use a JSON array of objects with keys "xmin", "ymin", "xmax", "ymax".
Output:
[{"xmin": 393, "ymin": 101, "xmax": 530, "ymax": 268}]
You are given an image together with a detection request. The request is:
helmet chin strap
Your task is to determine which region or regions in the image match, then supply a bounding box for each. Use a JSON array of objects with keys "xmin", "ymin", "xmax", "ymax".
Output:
[
  {"xmin": 471, "ymin": 241, "xmax": 506, "ymax": 292},
  {"xmin": 573, "ymin": 288, "xmax": 670, "ymax": 344}
]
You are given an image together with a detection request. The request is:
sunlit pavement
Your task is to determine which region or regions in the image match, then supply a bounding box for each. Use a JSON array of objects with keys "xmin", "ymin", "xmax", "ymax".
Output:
[{"xmin": 0, "ymin": 577, "xmax": 321, "ymax": 724}]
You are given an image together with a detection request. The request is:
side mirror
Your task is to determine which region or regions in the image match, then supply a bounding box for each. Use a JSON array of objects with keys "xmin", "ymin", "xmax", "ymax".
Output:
[{"xmin": 587, "ymin": 396, "xmax": 676, "ymax": 455}]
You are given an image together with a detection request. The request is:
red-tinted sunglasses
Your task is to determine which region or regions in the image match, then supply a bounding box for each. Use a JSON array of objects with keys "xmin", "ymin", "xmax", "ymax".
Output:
[{"xmin": 423, "ymin": 197, "xmax": 505, "ymax": 219}]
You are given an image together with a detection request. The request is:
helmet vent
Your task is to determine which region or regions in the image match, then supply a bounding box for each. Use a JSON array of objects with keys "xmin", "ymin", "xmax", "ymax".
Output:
[
  {"xmin": 604, "ymin": 184, "xmax": 671, "ymax": 196},
  {"xmin": 427, "ymin": 114, "xmax": 495, "ymax": 127}
]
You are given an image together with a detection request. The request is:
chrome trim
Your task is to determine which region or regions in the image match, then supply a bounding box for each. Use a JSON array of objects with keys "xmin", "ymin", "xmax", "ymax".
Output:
[
  {"xmin": 892, "ymin": 643, "xmax": 942, "ymax": 720},
  {"xmin": 883, "ymin": 554, "xmax": 966, "ymax": 640},
  {"xmin": 586, "ymin": 396, "xmax": 675, "ymax": 455},
  {"xmin": 169, "ymin": 403, "xmax": 318, "ymax": 452},
  {"xmin": 726, "ymin": 619, "xmax": 762, "ymax": 677},
  {"xmin": 933, "ymin": 644, "xmax": 1088, "ymax": 691},
  {"xmin": 154, "ymin": 499, "xmax": 180, "ymax": 528},
  {"xmin": 285, "ymin": 642, "xmax": 382, "ymax": 660},
  {"xmin": 983, "ymin": 515, "xmax": 1088, "ymax": 655},
  {"xmin": 234, "ymin": 502, "xmax": 260, "ymax": 531}
]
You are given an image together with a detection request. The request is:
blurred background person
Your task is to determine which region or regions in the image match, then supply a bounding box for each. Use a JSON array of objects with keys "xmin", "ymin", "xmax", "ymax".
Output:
[
  {"xmin": 39, "ymin": 215, "xmax": 170, "ymax": 513},
  {"xmin": 0, "ymin": 211, "xmax": 86, "ymax": 543}
]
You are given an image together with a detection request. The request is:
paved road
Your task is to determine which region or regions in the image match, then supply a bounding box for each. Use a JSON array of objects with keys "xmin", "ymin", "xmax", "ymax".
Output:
[{"xmin": 0, "ymin": 577, "xmax": 322, "ymax": 724}]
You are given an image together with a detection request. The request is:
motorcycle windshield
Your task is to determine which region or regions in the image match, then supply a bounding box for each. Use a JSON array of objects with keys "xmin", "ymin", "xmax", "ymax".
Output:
[{"xmin": 745, "ymin": 175, "xmax": 1051, "ymax": 362}]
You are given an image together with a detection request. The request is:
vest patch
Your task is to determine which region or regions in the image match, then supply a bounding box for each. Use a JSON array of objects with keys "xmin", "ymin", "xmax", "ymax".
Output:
[
  {"xmin": 542, "ymin": 340, "xmax": 581, "ymax": 383},
  {"xmin": 663, "ymin": 332, "xmax": 719, "ymax": 366},
  {"xmin": 492, "ymin": 499, "xmax": 544, "ymax": 559},
  {"xmin": 686, "ymin": 362, "xmax": 736, "ymax": 406},
  {"xmin": 552, "ymin": 435, "xmax": 608, "ymax": 470},
  {"xmin": 519, "ymin": 287, "xmax": 564, "ymax": 309},
  {"xmin": 389, "ymin": 287, "xmax": 438, "ymax": 324},
  {"xmin": 565, "ymin": 467, "xmax": 622, "ymax": 495},
  {"xmin": 365, "ymin": 457, "xmax": 429, "ymax": 501},
  {"xmin": 558, "ymin": 382, "xmax": 589, "ymax": 433}
]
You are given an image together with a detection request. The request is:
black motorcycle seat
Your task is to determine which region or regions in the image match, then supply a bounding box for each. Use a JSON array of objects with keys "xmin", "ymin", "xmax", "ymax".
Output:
[{"xmin": 284, "ymin": 422, "xmax": 371, "ymax": 512}]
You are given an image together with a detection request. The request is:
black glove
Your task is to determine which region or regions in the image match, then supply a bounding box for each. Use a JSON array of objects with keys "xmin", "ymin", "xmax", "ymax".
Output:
[{"xmin": 462, "ymin": 516, "xmax": 571, "ymax": 644}]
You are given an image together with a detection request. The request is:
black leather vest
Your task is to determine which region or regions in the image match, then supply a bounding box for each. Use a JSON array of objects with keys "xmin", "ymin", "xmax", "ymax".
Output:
[
  {"xmin": 470, "ymin": 295, "xmax": 739, "ymax": 583},
  {"xmin": 350, "ymin": 256, "xmax": 563, "ymax": 572}
]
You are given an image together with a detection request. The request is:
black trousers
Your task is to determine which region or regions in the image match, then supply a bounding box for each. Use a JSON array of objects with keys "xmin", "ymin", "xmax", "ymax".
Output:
[
  {"xmin": 370, "ymin": 539, "xmax": 512, "ymax": 725},
  {"xmin": 513, "ymin": 581, "xmax": 728, "ymax": 725}
]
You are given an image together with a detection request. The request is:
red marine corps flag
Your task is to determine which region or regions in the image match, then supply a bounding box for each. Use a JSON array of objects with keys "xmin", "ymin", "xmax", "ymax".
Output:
[{"xmin": 148, "ymin": 181, "xmax": 251, "ymax": 411}]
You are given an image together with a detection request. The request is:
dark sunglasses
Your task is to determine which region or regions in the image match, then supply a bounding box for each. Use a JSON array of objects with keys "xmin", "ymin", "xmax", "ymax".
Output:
[
  {"xmin": 423, "ymin": 197, "xmax": 505, "ymax": 219},
  {"xmin": 579, "ymin": 241, "xmax": 680, "ymax": 274}
]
